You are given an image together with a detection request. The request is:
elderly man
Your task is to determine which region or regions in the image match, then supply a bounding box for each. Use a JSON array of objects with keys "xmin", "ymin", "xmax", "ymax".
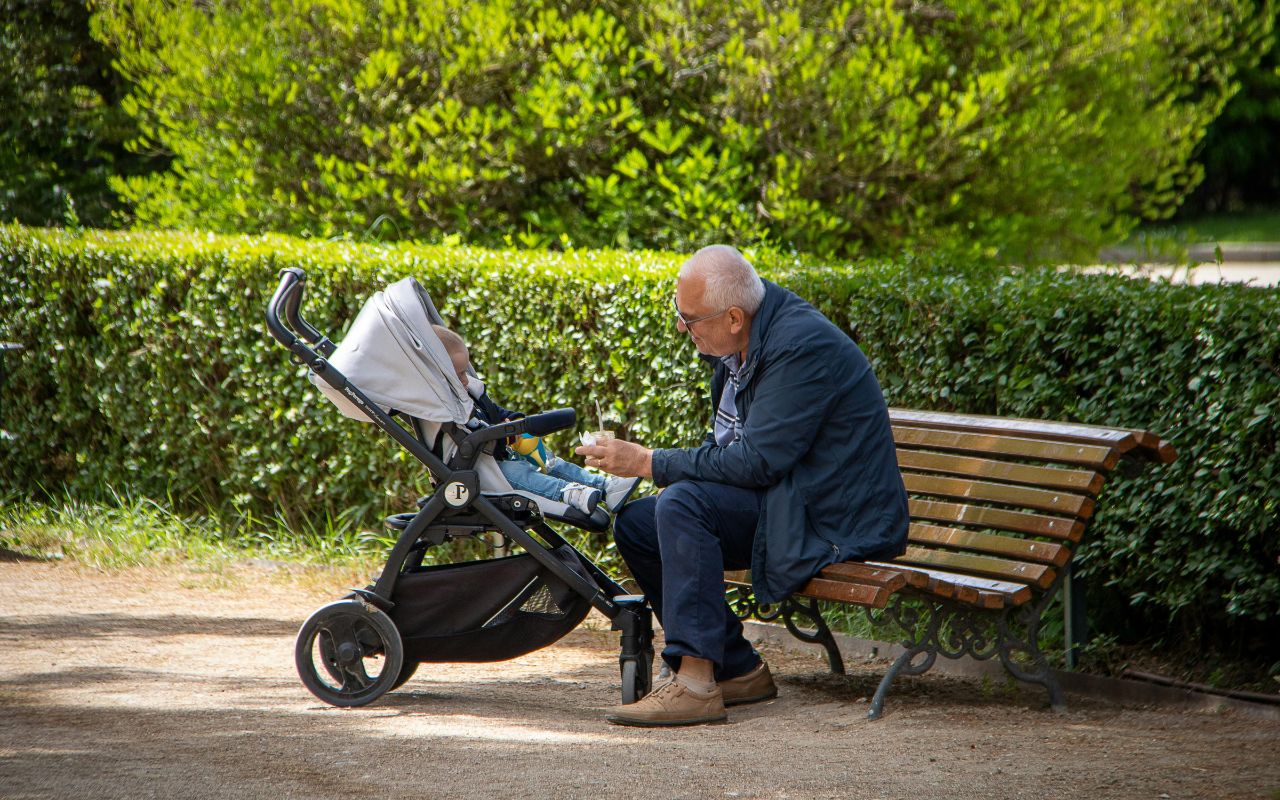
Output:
[{"xmin": 576, "ymin": 244, "xmax": 908, "ymax": 726}]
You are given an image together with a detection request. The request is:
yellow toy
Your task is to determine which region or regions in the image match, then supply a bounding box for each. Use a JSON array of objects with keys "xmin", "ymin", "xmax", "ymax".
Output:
[{"xmin": 512, "ymin": 433, "xmax": 549, "ymax": 472}]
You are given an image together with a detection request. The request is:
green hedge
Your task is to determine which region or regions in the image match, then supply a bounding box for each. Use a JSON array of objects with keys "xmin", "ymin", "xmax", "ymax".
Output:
[{"xmin": 2, "ymin": 225, "xmax": 1277, "ymax": 657}]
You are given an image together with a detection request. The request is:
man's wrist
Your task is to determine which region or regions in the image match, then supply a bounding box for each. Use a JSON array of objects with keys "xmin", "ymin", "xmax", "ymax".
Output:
[{"xmin": 646, "ymin": 447, "xmax": 663, "ymax": 483}]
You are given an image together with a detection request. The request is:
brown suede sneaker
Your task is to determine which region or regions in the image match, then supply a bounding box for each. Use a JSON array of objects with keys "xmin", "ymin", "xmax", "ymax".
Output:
[
  {"xmin": 718, "ymin": 660, "xmax": 777, "ymax": 707},
  {"xmin": 605, "ymin": 679, "xmax": 727, "ymax": 727}
]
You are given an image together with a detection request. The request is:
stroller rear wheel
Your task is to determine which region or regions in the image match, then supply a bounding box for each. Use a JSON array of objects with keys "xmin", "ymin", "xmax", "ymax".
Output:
[
  {"xmin": 295, "ymin": 600, "xmax": 404, "ymax": 707},
  {"xmin": 390, "ymin": 660, "xmax": 419, "ymax": 691}
]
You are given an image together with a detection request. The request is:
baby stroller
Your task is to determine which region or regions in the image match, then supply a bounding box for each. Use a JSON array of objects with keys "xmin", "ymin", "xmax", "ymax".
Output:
[{"xmin": 265, "ymin": 268, "xmax": 655, "ymax": 708}]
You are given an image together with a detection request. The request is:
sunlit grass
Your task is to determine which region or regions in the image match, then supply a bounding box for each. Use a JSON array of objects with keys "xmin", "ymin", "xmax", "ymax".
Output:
[{"xmin": 0, "ymin": 490, "xmax": 391, "ymax": 572}]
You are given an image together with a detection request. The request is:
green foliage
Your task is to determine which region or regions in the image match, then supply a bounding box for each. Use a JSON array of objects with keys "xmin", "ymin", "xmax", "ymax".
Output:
[
  {"xmin": 2, "ymin": 225, "xmax": 1277, "ymax": 657},
  {"xmin": 1179, "ymin": 4, "xmax": 1280, "ymax": 214},
  {"xmin": 89, "ymin": 0, "xmax": 1265, "ymax": 263},
  {"xmin": 0, "ymin": 0, "xmax": 163, "ymax": 228}
]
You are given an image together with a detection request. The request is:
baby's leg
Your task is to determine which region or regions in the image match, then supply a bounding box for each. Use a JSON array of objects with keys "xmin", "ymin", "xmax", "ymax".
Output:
[
  {"xmin": 544, "ymin": 451, "xmax": 607, "ymax": 490},
  {"xmin": 497, "ymin": 457, "xmax": 571, "ymax": 501}
]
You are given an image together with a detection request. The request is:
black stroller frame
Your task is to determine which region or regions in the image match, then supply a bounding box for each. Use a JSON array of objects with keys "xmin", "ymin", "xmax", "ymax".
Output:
[{"xmin": 266, "ymin": 268, "xmax": 654, "ymax": 707}]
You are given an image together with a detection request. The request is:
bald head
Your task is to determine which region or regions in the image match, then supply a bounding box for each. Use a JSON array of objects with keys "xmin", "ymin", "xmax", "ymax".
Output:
[{"xmin": 678, "ymin": 245, "xmax": 765, "ymax": 316}]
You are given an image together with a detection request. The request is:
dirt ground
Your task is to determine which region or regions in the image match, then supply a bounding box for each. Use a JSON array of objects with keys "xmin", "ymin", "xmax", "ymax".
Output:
[{"xmin": 1, "ymin": 555, "xmax": 1277, "ymax": 800}]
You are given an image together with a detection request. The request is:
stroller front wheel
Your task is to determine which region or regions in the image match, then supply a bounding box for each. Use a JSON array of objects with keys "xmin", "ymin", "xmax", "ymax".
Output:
[
  {"xmin": 295, "ymin": 600, "xmax": 404, "ymax": 707},
  {"xmin": 619, "ymin": 646, "xmax": 653, "ymax": 705}
]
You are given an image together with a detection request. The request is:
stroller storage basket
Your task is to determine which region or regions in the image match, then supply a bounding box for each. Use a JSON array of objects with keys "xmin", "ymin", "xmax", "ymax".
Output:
[{"xmin": 389, "ymin": 545, "xmax": 592, "ymax": 664}]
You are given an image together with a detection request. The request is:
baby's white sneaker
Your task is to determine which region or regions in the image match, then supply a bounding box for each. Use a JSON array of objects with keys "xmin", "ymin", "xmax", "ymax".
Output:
[{"xmin": 560, "ymin": 482, "xmax": 602, "ymax": 515}]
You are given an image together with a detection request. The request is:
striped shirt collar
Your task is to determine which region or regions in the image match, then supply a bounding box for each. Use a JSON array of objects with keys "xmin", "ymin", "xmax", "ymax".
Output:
[{"xmin": 714, "ymin": 354, "xmax": 743, "ymax": 447}]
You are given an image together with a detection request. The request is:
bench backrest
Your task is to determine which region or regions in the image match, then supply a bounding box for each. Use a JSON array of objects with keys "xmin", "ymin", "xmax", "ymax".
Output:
[
  {"xmin": 870, "ymin": 409, "xmax": 1176, "ymax": 608},
  {"xmin": 728, "ymin": 409, "xmax": 1175, "ymax": 611}
]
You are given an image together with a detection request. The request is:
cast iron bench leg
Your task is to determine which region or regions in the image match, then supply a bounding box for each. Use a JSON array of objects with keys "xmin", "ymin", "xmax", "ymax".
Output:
[
  {"xmin": 867, "ymin": 598, "xmax": 944, "ymax": 720},
  {"xmin": 781, "ymin": 596, "xmax": 845, "ymax": 675},
  {"xmin": 997, "ymin": 601, "xmax": 1068, "ymax": 713}
]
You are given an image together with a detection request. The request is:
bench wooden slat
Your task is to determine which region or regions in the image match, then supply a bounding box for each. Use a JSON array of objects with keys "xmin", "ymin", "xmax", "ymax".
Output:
[
  {"xmin": 883, "ymin": 567, "xmax": 962, "ymax": 601},
  {"xmin": 946, "ymin": 581, "xmax": 980, "ymax": 605},
  {"xmin": 893, "ymin": 425, "xmax": 1119, "ymax": 469},
  {"xmin": 909, "ymin": 498, "xmax": 1085, "ymax": 541},
  {"xmin": 912, "ymin": 569, "xmax": 1033, "ymax": 602},
  {"xmin": 889, "ymin": 409, "xmax": 1177, "ymax": 464},
  {"xmin": 869, "ymin": 562, "xmax": 1033, "ymax": 607},
  {"xmin": 975, "ymin": 590, "xmax": 1009, "ymax": 609},
  {"xmin": 794, "ymin": 577, "xmax": 893, "ymax": 608},
  {"xmin": 896, "ymin": 450, "xmax": 1105, "ymax": 495},
  {"xmin": 894, "ymin": 545, "xmax": 1056, "ymax": 589},
  {"xmin": 818, "ymin": 562, "xmax": 908, "ymax": 592},
  {"xmin": 854, "ymin": 562, "xmax": 1016, "ymax": 609},
  {"xmin": 726, "ymin": 563, "xmax": 909, "ymax": 593},
  {"xmin": 908, "ymin": 522, "xmax": 1070, "ymax": 567},
  {"xmin": 902, "ymin": 472, "xmax": 1096, "ymax": 518}
]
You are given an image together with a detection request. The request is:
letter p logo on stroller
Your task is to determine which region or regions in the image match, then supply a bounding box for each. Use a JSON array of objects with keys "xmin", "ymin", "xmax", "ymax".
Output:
[
  {"xmin": 265, "ymin": 269, "xmax": 655, "ymax": 709},
  {"xmin": 443, "ymin": 481, "xmax": 471, "ymax": 508}
]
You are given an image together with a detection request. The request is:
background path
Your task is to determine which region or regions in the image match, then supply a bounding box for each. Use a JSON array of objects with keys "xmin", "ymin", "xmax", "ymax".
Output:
[{"xmin": 1093, "ymin": 242, "xmax": 1280, "ymax": 286}]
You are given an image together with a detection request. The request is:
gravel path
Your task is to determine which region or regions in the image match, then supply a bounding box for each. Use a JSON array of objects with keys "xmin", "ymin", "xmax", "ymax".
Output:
[{"xmin": 1, "ymin": 557, "xmax": 1277, "ymax": 800}]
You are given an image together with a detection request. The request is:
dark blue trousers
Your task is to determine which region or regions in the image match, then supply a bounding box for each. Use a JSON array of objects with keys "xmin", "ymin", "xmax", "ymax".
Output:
[{"xmin": 612, "ymin": 480, "xmax": 762, "ymax": 681}]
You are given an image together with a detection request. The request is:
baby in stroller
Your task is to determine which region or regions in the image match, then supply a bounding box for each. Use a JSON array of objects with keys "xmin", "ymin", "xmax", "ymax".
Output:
[{"xmin": 433, "ymin": 325, "xmax": 641, "ymax": 516}]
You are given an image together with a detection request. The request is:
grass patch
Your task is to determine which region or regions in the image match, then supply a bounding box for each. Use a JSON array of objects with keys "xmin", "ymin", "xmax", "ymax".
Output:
[
  {"xmin": 0, "ymin": 491, "xmax": 392, "ymax": 572},
  {"xmin": 1132, "ymin": 207, "xmax": 1280, "ymax": 247},
  {"xmin": 1173, "ymin": 207, "xmax": 1280, "ymax": 243}
]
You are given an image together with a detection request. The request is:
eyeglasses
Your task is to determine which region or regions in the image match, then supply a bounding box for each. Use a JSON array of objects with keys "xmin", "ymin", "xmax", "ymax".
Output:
[{"xmin": 672, "ymin": 298, "xmax": 728, "ymax": 329}]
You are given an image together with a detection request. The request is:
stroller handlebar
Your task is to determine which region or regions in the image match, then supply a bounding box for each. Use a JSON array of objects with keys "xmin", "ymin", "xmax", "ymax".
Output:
[
  {"xmin": 522, "ymin": 408, "xmax": 577, "ymax": 437},
  {"xmin": 266, "ymin": 268, "xmax": 334, "ymax": 356},
  {"xmin": 456, "ymin": 408, "xmax": 577, "ymax": 462}
]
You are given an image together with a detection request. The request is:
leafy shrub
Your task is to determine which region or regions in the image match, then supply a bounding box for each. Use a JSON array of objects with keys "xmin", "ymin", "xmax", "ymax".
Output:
[
  {"xmin": 2, "ymin": 225, "xmax": 1276, "ymax": 658},
  {"xmin": 90, "ymin": 0, "xmax": 1266, "ymax": 262}
]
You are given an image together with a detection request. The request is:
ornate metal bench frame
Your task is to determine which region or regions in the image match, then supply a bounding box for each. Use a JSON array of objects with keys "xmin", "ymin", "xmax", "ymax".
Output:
[{"xmin": 730, "ymin": 577, "xmax": 1065, "ymax": 720}]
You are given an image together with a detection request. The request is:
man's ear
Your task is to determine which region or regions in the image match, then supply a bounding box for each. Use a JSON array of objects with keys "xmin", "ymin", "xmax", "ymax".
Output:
[{"xmin": 728, "ymin": 307, "xmax": 746, "ymax": 333}]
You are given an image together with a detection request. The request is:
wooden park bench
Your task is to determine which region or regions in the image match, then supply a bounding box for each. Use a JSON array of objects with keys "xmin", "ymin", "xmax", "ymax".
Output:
[{"xmin": 725, "ymin": 409, "xmax": 1176, "ymax": 719}]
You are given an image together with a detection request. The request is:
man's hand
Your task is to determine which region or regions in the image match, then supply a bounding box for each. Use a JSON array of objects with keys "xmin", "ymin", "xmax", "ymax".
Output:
[{"xmin": 575, "ymin": 437, "xmax": 654, "ymax": 479}]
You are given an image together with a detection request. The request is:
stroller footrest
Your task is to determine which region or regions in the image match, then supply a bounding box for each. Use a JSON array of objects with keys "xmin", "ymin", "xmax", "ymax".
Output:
[{"xmin": 384, "ymin": 512, "xmax": 417, "ymax": 530}]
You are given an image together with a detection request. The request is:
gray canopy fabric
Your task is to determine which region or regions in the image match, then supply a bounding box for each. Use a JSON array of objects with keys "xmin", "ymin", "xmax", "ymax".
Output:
[
  {"xmin": 308, "ymin": 278, "xmax": 582, "ymax": 519},
  {"xmin": 310, "ymin": 277, "xmax": 473, "ymax": 424}
]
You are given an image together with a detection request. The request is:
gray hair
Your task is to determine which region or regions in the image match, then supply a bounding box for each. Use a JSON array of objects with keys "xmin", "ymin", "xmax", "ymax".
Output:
[{"xmin": 679, "ymin": 245, "xmax": 765, "ymax": 315}]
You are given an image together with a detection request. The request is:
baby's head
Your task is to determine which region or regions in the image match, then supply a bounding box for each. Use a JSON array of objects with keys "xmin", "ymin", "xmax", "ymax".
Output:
[{"xmin": 432, "ymin": 325, "xmax": 470, "ymax": 387}]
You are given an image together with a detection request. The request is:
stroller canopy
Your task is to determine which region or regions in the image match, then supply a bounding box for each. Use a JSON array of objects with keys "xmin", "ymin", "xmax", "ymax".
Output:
[{"xmin": 311, "ymin": 277, "xmax": 472, "ymax": 424}]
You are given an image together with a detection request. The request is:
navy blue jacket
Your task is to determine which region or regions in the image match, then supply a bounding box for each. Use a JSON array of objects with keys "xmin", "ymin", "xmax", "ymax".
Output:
[
  {"xmin": 471, "ymin": 388, "xmax": 521, "ymax": 426},
  {"xmin": 651, "ymin": 280, "xmax": 909, "ymax": 604}
]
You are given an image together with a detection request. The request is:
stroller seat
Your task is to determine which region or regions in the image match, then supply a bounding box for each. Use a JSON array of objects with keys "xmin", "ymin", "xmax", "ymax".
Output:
[{"xmin": 309, "ymin": 276, "xmax": 610, "ymax": 533}]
